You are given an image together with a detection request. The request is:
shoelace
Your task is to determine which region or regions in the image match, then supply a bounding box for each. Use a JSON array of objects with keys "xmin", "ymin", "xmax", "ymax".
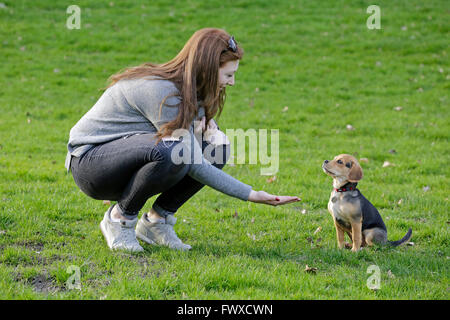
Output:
[{"xmin": 114, "ymin": 224, "xmax": 139, "ymax": 247}]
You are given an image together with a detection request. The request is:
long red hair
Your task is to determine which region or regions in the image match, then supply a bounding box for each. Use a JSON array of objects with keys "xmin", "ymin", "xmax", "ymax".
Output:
[{"xmin": 107, "ymin": 28, "xmax": 244, "ymax": 141}]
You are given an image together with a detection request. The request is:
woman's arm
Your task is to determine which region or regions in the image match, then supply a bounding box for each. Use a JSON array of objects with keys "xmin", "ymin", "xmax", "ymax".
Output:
[{"xmin": 131, "ymin": 80, "xmax": 299, "ymax": 205}]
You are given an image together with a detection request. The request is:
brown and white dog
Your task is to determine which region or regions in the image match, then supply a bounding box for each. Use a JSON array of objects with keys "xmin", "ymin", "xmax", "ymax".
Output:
[{"xmin": 322, "ymin": 154, "xmax": 412, "ymax": 252}]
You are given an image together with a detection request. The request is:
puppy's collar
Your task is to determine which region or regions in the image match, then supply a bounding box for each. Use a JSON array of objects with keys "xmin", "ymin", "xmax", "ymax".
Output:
[{"xmin": 334, "ymin": 182, "xmax": 358, "ymax": 192}]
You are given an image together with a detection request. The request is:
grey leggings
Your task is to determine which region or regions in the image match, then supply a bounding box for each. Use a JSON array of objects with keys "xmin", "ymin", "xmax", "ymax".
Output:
[{"xmin": 70, "ymin": 133, "xmax": 229, "ymax": 218}]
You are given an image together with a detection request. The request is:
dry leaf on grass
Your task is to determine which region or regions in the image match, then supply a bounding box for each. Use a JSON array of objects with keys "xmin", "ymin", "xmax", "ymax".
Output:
[
  {"xmin": 266, "ymin": 176, "xmax": 277, "ymax": 183},
  {"xmin": 387, "ymin": 270, "xmax": 395, "ymax": 279},
  {"xmin": 304, "ymin": 265, "xmax": 318, "ymax": 274},
  {"xmin": 313, "ymin": 226, "xmax": 322, "ymax": 235},
  {"xmin": 382, "ymin": 161, "xmax": 394, "ymax": 167}
]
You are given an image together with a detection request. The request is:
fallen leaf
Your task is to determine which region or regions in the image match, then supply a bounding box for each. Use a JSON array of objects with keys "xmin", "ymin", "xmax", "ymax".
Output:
[
  {"xmin": 389, "ymin": 149, "xmax": 397, "ymax": 154},
  {"xmin": 382, "ymin": 161, "xmax": 394, "ymax": 168},
  {"xmin": 360, "ymin": 158, "xmax": 369, "ymax": 163},
  {"xmin": 103, "ymin": 200, "xmax": 111, "ymax": 205},
  {"xmin": 313, "ymin": 226, "xmax": 322, "ymax": 235},
  {"xmin": 394, "ymin": 106, "xmax": 403, "ymax": 111},
  {"xmin": 282, "ymin": 106, "xmax": 289, "ymax": 112},
  {"xmin": 266, "ymin": 176, "xmax": 277, "ymax": 183},
  {"xmin": 304, "ymin": 265, "xmax": 318, "ymax": 274},
  {"xmin": 346, "ymin": 124, "xmax": 355, "ymax": 131},
  {"xmin": 387, "ymin": 270, "xmax": 395, "ymax": 279},
  {"xmin": 397, "ymin": 199, "xmax": 403, "ymax": 205},
  {"xmin": 233, "ymin": 210, "xmax": 239, "ymax": 219}
]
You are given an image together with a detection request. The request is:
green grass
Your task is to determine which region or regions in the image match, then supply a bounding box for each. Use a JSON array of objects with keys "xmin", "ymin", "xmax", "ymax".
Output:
[{"xmin": 0, "ymin": 0, "xmax": 448, "ymax": 299}]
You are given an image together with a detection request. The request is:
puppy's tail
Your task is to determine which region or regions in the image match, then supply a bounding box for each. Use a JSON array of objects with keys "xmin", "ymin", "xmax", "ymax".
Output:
[{"xmin": 388, "ymin": 228, "xmax": 412, "ymax": 247}]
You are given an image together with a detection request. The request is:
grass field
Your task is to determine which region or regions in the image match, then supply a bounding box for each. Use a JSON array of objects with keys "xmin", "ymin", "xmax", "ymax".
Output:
[{"xmin": 0, "ymin": 0, "xmax": 448, "ymax": 299}]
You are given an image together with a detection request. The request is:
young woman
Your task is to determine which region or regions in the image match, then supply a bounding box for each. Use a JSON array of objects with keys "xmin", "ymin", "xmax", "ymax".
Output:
[{"xmin": 65, "ymin": 28, "xmax": 300, "ymax": 252}]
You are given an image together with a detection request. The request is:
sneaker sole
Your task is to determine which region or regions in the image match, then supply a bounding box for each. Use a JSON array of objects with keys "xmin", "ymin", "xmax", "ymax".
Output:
[{"xmin": 136, "ymin": 230, "xmax": 191, "ymax": 251}]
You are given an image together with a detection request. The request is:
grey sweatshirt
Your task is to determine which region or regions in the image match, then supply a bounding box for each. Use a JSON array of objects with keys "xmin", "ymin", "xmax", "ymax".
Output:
[{"xmin": 65, "ymin": 77, "xmax": 252, "ymax": 201}]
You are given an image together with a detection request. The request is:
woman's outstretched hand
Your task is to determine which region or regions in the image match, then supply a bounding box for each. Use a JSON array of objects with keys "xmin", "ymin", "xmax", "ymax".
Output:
[{"xmin": 248, "ymin": 190, "xmax": 300, "ymax": 206}]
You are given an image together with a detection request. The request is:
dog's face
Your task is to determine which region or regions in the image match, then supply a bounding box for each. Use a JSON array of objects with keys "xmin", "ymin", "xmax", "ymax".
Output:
[{"xmin": 322, "ymin": 154, "xmax": 363, "ymax": 182}]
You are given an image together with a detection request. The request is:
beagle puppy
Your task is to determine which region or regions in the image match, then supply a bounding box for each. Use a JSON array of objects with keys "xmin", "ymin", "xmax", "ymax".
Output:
[{"xmin": 322, "ymin": 154, "xmax": 412, "ymax": 252}]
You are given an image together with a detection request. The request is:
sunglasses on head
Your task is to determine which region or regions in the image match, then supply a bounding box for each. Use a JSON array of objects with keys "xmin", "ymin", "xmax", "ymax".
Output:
[{"xmin": 227, "ymin": 36, "xmax": 237, "ymax": 52}]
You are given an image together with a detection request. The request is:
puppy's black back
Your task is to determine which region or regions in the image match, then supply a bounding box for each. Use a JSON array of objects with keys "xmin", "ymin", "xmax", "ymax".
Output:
[{"xmin": 355, "ymin": 190, "xmax": 387, "ymax": 232}]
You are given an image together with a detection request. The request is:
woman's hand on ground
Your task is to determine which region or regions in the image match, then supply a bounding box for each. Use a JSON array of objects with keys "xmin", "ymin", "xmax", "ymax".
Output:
[{"xmin": 248, "ymin": 190, "xmax": 300, "ymax": 206}]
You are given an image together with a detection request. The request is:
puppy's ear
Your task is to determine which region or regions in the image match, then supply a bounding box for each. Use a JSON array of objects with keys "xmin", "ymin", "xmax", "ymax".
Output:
[{"xmin": 348, "ymin": 161, "xmax": 363, "ymax": 182}]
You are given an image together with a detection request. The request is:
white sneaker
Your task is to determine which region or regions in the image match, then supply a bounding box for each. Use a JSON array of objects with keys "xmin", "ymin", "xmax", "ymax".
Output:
[
  {"xmin": 100, "ymin": 205, "xmax": 144, "ymax": 252},
  {"xmin": 135, "ymin": 213, "xmax": 192, "ymax": 251}
]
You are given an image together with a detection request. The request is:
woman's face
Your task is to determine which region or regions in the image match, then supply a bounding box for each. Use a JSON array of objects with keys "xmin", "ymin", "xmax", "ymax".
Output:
[{"xmin": 218, "ymin": 60, "xmax": 239, "ymax": 90}]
